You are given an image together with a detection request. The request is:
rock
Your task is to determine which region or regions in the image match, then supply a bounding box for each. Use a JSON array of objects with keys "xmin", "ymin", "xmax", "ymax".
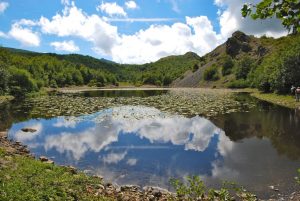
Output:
[
  {"xmin": 39, "ymin": 156, "xmax": 49, "ymax": 162},
  {"xmin": 44, "ymin": 160, "xmax": 54, "ymax": 165},
  {"xmin": 152, "ymin": 189, "xmax": 162, "ymax": 198},
  {"xmin": 21, "ymin": 128, "xmax": 37, "ymax": 133},
  {"xmin": 121, "ymin": 185, "xmax": 140, "ymax": 192},
  {"xmin": 269, "ymin": 185, "xmax": 279, "ymax": 192},
  {"xmin": 68, "ymin": 166, "xmax": 77, "ymax": 174}
]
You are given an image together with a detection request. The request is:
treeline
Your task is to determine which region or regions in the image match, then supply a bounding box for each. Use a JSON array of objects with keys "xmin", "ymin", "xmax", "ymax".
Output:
[
  {"xmin": 0, "ymin": 48, "xmax": 117, "ymax": 97},
  {"xmin": 0, "ymin": 48, "xmax": 201, "ymax": 97}
]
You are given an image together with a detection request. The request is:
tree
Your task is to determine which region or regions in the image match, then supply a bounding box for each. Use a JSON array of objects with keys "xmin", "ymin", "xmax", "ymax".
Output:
[
  {"xmin": 203, "ymin": 65, "xmax": 219, "ymax": 81},
  {"xmin": 222, "ymin": 56, "xmax": 234, "ymax": 76},
  {"xmin": 0, "ymin": 65, "xmax": 10, "ymax": 95},
  {"xmin": 242, "ymin": 0, "xmax": 300, "ymax": 34},
  {"xmin": 235, "ymin": 56, "xmax": 254, "ymax": 80}
]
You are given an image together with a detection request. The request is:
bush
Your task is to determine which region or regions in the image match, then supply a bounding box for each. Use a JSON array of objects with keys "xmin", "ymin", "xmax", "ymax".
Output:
[
  {"xmin": 0, "ymin": 66, "xmax": 10, "ymax": 95},
  {"xmin": 227, "ymin": 79, "xmax": 249, "ymax": 88},
  {"xmin": 8, "ymin": 67, "xmax": 38, "ymax": 95},
  {"xmin": 203, "ymin": 65, "xmax": 219, "ymax": 81},
  {"xmin": 222, "ymin": 56, "xmax": 234, "ymax": 76},
  {"xmin": 258, "ymin": 81, "xmax": 271, "ymax": 93},
  {"xmin": 192, "ymin": 64, "xmax": 199, "ymax": 72},
  {"xmin": 235, "ymin": 56, "xmax": 255, "ymax": 80},
  {"xmin": 170, "ymin": 176, "xmax": 205, "ymax": 200},
  {"xmin": 170, "ymin": 176, "xmax": 256, "ymax": 201}
]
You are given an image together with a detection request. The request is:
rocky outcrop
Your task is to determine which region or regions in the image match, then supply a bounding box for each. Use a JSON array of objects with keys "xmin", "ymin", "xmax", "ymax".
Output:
[{"xmin": 226, "ymin": 31, "xmax": 252, "ymax": 57}]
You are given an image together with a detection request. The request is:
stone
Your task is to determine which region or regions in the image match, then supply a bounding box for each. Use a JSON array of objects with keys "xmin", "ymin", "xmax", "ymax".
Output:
[
  {"xmin": 21, "ymin": 128, "xmax": 37, "ymax": 133},
  {"xmin": 39, "ymin": 156, "xmax": 49, "ymax": 162}
]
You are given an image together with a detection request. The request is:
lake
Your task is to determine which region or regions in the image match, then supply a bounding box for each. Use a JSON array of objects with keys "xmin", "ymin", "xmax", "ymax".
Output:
[{"xmin": 2, "ymin": 89, "xmax": 300, "ymax": 198}]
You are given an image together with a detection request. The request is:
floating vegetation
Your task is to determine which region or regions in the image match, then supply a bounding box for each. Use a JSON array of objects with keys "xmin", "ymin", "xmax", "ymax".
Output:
[{"xmin": 21, "ymin": 89, "xmax": 256, "ymax": 119}]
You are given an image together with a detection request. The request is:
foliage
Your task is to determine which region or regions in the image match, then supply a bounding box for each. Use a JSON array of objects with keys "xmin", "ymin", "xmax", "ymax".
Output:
[
  {"xmin": 250, "ymin": 34, "xmax": 300, "ymax": 93},
  {"xmin": 222, "ymin": 56, "xmax": 235, "ymax": 76},
  {"xmin": 0, "ymin": 65, "xmax": 10, "ymax": 95},
  {"xmin": 0, "ymin": 48, "xmax": 117, "ymax": 96},
  {"xmin": 227, "ymin": 79, "xmax": 249, "ymax": 88},
  {"xmin": 203, "ymin": 65, "xmax": 219, "ymax": 81},
  {"xmin": 170, "ymin": 176, "xmax": 257, "ymax": 201},
  {"xmin": 242, "ymin": 0, "xmax": 300, "ymax": 34},
  {"xmin": 170, "ymin": 176, "xmax": 205, "ymax": 200},
  {"xmin": 0, "ymin": 148, "xmax": 111, "ymax": 201},
  {"xmin": 8, "ymin": 67, "xmax": 38, "ymax": 97},
  {"xmin": 235, "ymin": 56, "xmax": 255, "ymax": 80},
  {"xmin": 193, "ymin": 64, "xmax": 199, "ymax": 72}
]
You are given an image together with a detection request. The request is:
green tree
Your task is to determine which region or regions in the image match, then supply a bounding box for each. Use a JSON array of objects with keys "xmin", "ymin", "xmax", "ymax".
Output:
[
  {"xmin": 0, "ymin": 66, "xmax": 10, "ymax": 95},
  {"xmin": 235, "ymin": 56, "xmax": 254, "ymax": 80},
  {"xmin": 203, "ymin": 65, "xmax": 219, "ymax": 81},
  {"xmin": 222, "ymin": 56, "xmax": 235, "ymax": 76},
  {"xmin": 242, "ymin": 0, "xmax": 300, "ymax": 34},
  {"xmin": 8, "ymin": 67, "xmax": 38, "ymax": 97}
]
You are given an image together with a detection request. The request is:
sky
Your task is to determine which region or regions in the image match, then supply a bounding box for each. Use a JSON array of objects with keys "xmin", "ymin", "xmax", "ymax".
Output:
[{"xmin": 0, "ymin": 0, "xmax": 288, "ymax": 64}]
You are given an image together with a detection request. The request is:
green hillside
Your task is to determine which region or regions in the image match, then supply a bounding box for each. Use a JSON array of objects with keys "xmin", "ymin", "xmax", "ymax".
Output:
[
  {"xmin": 0, "ymin": 46, "xmax": 201, "ymax": 97},
  {"xmin": 175, "ymin": 31, "xmax": 300, "ymax": 94}
]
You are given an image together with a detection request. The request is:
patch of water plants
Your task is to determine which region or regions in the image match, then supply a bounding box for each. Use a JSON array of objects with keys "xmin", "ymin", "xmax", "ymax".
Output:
[
  {"xmin": 170, "ymin": 176, "xmax": 257, "ymax": 201},
  {"xmin": 22, "ymin": 89, "xmax": 256, "ymax": 118}
]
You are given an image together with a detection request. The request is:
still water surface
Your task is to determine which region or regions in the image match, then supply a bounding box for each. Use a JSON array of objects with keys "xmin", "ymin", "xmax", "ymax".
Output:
[{"xmin": 4, "ymin": 90, "xmax": 300, "ymax": 198}]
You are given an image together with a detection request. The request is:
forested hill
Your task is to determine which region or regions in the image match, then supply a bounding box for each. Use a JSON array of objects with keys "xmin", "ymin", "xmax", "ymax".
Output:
[
  {"xmin": 1, "ymin": 30, "xmax": 299, "ymax": 97},
  {"xmin": 0, "ymin": 46, "xmax": 201, "ymax": 96},
  {"xmin": 174, "ymin": 31, "xmax": 300, "ymax": 94}
]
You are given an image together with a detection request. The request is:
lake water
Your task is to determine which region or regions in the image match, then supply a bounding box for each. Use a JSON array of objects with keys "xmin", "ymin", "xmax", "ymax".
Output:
[{"xmin": 3, "ymin": 90, "xmax": 300, "ymax": 198}]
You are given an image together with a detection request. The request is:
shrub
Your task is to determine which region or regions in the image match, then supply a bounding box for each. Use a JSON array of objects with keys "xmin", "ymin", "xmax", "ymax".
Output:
[
  {"xmin": 222, "ymin": 56, "xmax": 234, "ymax": 76},
  {"xmin": 227, "ymin": 79, "xmax": 249, "ymax": 88},
  {"xmin": 258, "ymin": 81, "xmax": 271, "ymax": 93},
  {"xmin": 192, "ymin": 64, "xmax": 199, "ymax": 72},
  {"xmin": 235, "ymin": 56, "xmax": 255, "ymax": 80},
  {"xmin": 203, "ymin": 65, "xmax": 219, "ymax": 81},
  {"xmin": 0, "ymin": 66, "xmax": 10, "ymax": 95},
  {"xmin": 170, "ymin": 176, "xmax": 205, "ymax": 200},
  {"xmin": 8, "ymin": 67, "xmax": 38, "ymax": 95}
]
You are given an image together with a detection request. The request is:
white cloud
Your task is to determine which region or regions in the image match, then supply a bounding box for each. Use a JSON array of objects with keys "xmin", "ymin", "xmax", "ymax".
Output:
[
  {"xmin": 0, "ymin": 2, "xmax": 9, "ymax": 13},
  {"xmin": 50, "ymin": 40, "xmax": 79, "ymax": 52},
  {"xmin": 9, "ymin": 23, "xmax": 40, "ymax": 47},
  {"xmin": 45, "ymin": 105, "xmax": 223, "ymax": 161},
  {"xmin": 0, "ymin": 31, "xmax": 7, "ymax": 38},
  {"xmin": 6, "ymin": 1, "xmax": 288, "ymax": 63},
  {"xmin": 168, "ymin": 0, "xmax": 180, "ymax": 13},
  {"xmin": 215, "ymin": 0, "xmax": 287, "ymax": 38},
  {"xmin": 97, "ymin": 2, "xmax": 127, "ymax": 17},
  {"xmin": 125, "ymin": 1, "xmax": 138, "ymax": 9},
  {"xmin": 111, "ymin": 16, "xmax": 222, "ymax": 64},
  {"xmin": 61, "ymin": 0, "xmax": 70, "ymax": 6},
  {"xmin": 103, "ymin": 17, "xmax": 175, "ymax": 22},
  {"xmin": 39, "ymin": 5, "xmax": 118, "ymax": 55},
  {"xmin": 102, "ymin": 151, "xmax": 127, "ymax": 164},
  {"xmin": 126, "ymin": 158, "xmax": 137, "ymax": 166}
]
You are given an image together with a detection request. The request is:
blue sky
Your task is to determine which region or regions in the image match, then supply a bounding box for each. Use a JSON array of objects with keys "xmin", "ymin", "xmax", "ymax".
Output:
[{"xmin": 0, "ymin": 0, "xmax": 286, "ymax": 64}]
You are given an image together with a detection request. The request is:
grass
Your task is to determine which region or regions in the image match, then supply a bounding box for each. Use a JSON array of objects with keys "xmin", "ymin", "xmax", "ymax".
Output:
[
  {"xmin": 251, "ymin": 92, "xmax": 300, "ymax": 109},
  {"xmin": 0, "ymin": 148, "xmax": 111, "ymax": 201}
]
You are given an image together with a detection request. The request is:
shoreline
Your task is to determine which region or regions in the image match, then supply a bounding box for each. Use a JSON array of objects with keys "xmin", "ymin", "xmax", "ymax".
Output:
[{"xmin": 0, "ymin": 130, "xmax": 174, "ymax": 201}]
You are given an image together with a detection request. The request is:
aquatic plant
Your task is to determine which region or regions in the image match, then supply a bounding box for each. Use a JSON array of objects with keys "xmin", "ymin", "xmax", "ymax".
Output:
[{"xmin": 170, "ymin": 176, "xmax": 257, "ymax": 201}]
